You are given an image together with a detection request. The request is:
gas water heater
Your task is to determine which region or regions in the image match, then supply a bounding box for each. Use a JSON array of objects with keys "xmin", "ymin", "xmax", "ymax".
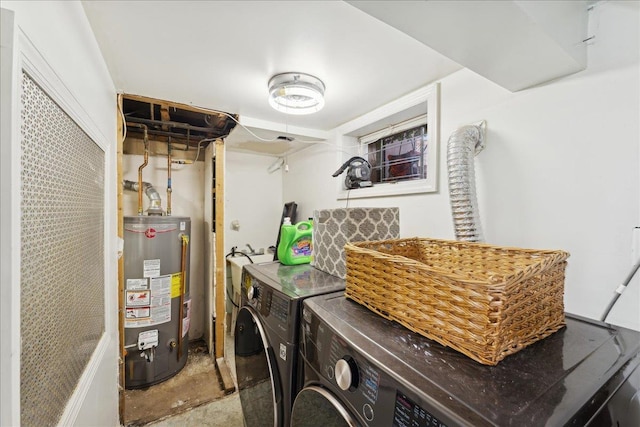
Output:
[{"xmin": 123, "ymin": 216, "xmax": 191, "ymax": 388}]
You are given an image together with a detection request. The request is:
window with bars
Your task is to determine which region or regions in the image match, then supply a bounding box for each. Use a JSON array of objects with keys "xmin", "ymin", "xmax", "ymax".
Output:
[
  {"xmin": 337, "ymin": 83, "xmax": 439, "ymax": 200},
  {"xmin": 361, "ymin": 115, "xmax": 428, "ymax": 185},
  {"xmin": 367, "ymin": 123, "xmax": 427, "ymax": 184}
]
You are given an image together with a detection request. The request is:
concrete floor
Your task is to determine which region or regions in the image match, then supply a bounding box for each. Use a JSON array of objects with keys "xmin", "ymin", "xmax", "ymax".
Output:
[
  {"xmin": 146, "ymin": 330, "xmax": 243, "ymax": 427},
  {"xmin": 145, "ymin": 393, "xmax": 243, "ymax": 427}
]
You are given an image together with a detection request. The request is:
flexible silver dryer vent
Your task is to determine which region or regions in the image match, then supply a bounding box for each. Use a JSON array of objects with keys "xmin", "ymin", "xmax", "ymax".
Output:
[
  {"xmin": 447, "ymin": 122, "xmax": 486, "ymax": 242},
  {"xmin": 123, "ymin": 180, "xmax": 164, "ymax": 215}
]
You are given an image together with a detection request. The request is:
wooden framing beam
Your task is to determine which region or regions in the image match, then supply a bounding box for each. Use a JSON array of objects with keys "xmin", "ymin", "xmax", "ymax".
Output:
[
  {"xmin": 123, "ymin": 137, "xmax": 204, "ymax": 161},
  {"xmin": 122, "ymin": 93, "xmax": 233, "ymax": 118},
  {"xmin": 212, "ymin": 139, "xmax": 235, "ymax": 391},
  {"xmin": 116, "ymin": 95, "xmax": 126, "ymax": 424},
  {"xmin": 214, "ymin": 139, "xmax": 225, "ymax": 358}
]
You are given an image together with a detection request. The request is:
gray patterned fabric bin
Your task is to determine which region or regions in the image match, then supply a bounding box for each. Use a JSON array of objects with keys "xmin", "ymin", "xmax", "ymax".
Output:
[{"xmin": 312, "ymin": 208, "xmax": 400, "ymax": 278}]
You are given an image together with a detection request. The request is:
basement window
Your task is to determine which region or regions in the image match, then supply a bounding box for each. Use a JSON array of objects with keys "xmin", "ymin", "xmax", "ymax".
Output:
[
  {"xmin": 336, "ymin": 82, "xmax": 440, "ymax": 200},
  {"xmin": 362, "ymin": 115, "xmax": 427, "ymax": 184}
]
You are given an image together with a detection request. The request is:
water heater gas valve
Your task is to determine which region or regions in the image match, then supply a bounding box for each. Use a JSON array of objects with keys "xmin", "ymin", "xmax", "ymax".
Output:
[{"xmin": 137, "ymin": 329, "xmax": 159, "ymax": 351}]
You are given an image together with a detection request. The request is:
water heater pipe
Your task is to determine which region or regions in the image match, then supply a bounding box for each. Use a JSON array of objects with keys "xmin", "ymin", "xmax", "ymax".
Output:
[
  {"xmin": 167, "ymin": 141, "xmax": 173, "ymax": 216},
  {"xmin": 125, "ymin": 123, "xmax": 150, "ymax": 215},
  {"xmin": 177, "ymin": 234, "xmax": 189, "ymax": 361},
  {"xmin": 447, "ymin": 122, "xmax": 486, "ymax": 242},
  {"xmin": 122, "ymin": 180, "xmax": 164, "ymax": 216}
]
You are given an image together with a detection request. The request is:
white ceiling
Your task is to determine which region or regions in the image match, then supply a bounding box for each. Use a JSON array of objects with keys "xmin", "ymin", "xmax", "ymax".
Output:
[{"xmin": 81, "ymin": 0, "xmax": 462, "ymax": 155}]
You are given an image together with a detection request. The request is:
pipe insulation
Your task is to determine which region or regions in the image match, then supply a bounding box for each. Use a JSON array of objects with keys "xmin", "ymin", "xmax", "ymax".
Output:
[
  {"xmin": 447, "ymin": 122, "xmax": 486, "ymax": 242},
  {"xmin": 123, "ymin": 180, "xmax": 164, "ymax": 216}
]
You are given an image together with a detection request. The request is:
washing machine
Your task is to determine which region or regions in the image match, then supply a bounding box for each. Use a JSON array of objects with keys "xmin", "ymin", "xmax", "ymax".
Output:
[
  {"xmin": 292, "ymin": 293, "xmax": 640, "ymax": 426},
  {"xmin": 234, "ymin": 262, "xmax": 345, "ymax": 427}
]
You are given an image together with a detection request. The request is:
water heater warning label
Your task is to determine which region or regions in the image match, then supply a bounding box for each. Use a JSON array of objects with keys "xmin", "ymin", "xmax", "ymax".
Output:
[
  {"xmin": 126, "ymin": 290, "xmax": 150, "ymax": 306},
  {"xmin": 143, "ymin": 259, "xmax": 161, "ymax": 278},
  {"xmin": 126, "ymin": 278, "xmax": 148, "ymax": 290},
  {"xmin": 150, "ymin": 275, "xmax": 171, "ymax": 324},
  {"xmin": 182, "ymin": 299, "xmax": 191, "ymax": 337},
  {"xmin": 171, "ymin": 273, "xmax": 182, "ymax": 298},
  {"xmin": 126, "ymin": 307, "xmax": 150, "ymax": 320},
  {"xmin": 125, "ymin": 274, "xmax": 172, "ymax": 328}
]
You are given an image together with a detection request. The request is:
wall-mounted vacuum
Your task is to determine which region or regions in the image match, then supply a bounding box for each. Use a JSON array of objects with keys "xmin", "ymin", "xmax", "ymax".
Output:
[{"xmin": 332, "ymin": 156, "xmax": 373, "ymax": 189}]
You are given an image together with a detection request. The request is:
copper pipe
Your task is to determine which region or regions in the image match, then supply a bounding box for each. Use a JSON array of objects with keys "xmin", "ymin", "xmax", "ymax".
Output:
[
  {"xmin": 138, "ymin": 135, "xmax": 148, "ymax": 215},
  {"xmin": 126, "ymin": 116, "xmax": 218, "ymax": 133},
  {"xmin": 126, "ymin": 123, "xmax": 149, "ymax": 216},
  {"xmin": 125, "ymin": 129, "xmax": 195, "ymax": 145},
  {"xmin": 167, "ymin": 141, "xmax": 172, "ymax": 216},
  {"xmin": 177, "ymin": 234, "xmax": 189, "ymax": 360}
]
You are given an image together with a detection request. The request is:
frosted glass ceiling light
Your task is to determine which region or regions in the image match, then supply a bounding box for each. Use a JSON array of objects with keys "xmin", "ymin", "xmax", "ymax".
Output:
[{"xmin": 268, "ymin": 72, "xmax": 325, "ymax": 115}]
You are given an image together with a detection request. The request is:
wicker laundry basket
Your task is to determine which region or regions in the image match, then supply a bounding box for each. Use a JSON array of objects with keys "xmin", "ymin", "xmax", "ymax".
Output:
[{"xmin": 344, "ymin": 237, "xmax": 569, "ymax": 365}]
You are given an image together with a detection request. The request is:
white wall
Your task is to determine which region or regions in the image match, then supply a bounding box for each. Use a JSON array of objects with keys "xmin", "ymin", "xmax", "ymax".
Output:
[
  {"xmin": 224, "ymin": 150, "xmax": 284, "ymax": 255},
  {"xmin": 123, "ymin": 154, "xmax": 207, "ymax": 341},
  {"xmin": 284, "ymin": 1, "xmax": 640, "ymax": 331},
  {"xmin": 0, "ymin": 9, "xmax": 21, "ymax": 426},
  {"xmin": 1, "ymin": 1, "xmax": 118, "ymax": 426}
]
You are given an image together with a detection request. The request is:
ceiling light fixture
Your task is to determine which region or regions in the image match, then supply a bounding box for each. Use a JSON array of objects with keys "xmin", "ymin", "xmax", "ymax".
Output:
[{"xmin": 268, "ymin": 72, "xmax": 325, "ymax": 115}]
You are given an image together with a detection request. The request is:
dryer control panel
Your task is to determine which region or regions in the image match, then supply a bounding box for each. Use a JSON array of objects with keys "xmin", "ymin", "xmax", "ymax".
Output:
[
  {"xmin": 244, "ymin": 274, "xmax": 291, "ymax": 339},
  {"xmin": 393, "ymin": 391, "xmax": 448, "ymax": 427},
  {"xmin": 241, "ymin": 262, "xmax": 345, "ymax": 344},
  {"xmin": 299, "ymin": 299, "xmax": 455, "ymax": 426}
]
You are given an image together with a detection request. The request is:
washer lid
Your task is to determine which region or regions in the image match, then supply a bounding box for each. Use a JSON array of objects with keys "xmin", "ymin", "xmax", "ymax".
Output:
[{"xmin": 244, "ymin": 262, "xmax": 345, "ymax": 299}]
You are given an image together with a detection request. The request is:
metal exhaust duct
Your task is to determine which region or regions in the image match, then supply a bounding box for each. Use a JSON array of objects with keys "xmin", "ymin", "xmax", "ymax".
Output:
[
  {"xmin": 123, "ymin": 180, "xmax": 164, "ymax": 216},
  {"xmin": 447, "ymin": 122, "xmax": 486, "ymax": 242}
]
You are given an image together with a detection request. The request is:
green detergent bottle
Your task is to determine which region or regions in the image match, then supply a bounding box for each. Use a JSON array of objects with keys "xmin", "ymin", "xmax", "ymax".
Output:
[{"xmin": 277, "ymin": 217, "xmax": 313, "ymax": 265}]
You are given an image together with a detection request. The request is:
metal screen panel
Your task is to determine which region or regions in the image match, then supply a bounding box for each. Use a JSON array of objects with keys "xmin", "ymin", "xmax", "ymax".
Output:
[{"xmin": 20, "ymin": 72, "xmax": 105, "ymax": 426}]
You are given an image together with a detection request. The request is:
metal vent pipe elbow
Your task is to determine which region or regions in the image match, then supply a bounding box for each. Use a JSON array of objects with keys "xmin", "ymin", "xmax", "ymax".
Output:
[
  {"xmin": 123, "ymin": 180, "xmax": 164, "ymax": 216},
  {"xmin": 446, "ymin": 122, "xmax": 486, "ymax": 242}
]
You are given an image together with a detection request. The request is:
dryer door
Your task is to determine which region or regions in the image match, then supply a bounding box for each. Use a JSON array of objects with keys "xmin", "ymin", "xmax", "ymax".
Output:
[
  {"xmin": 291, "ymin": 386, "xmax": 358, "ymax": 426},
  {"xmin": 235, "ymin": 306, "xmax": 282, "ymax": 427}
]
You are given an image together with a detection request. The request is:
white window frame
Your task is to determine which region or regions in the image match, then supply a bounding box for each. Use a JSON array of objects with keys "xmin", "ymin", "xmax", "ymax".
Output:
[{"xmin": 335, "ymin": 82, "xmax": 440, "ymax": 200}]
